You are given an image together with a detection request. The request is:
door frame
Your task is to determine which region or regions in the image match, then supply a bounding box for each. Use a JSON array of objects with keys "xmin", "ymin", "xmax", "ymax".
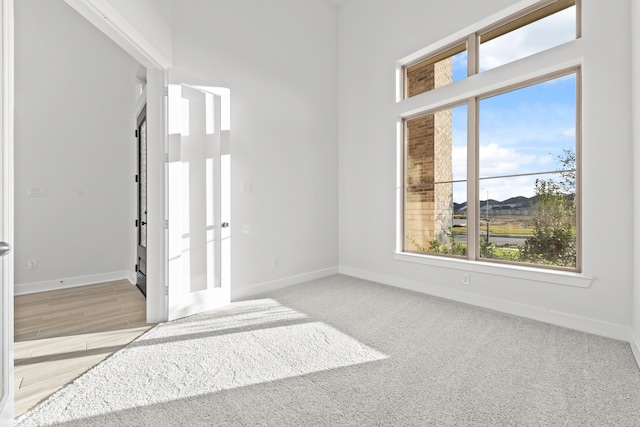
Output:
[{"xmin": 0, "ymin": 0, "xmax": 13, "ymax": 421}]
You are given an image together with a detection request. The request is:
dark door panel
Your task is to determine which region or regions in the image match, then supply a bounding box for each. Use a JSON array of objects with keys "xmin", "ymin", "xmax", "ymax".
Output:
[{"xmin": 137, "ymin": 105, "xmax": 147, "ymax": 297}]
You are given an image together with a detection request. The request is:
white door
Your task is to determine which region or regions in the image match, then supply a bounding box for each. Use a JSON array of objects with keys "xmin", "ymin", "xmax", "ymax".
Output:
[
  {"xmin": 167, "ymin": 83, "xmax": 230, "ymax": 321},
  {"xmin": 0, "ymin": 155, "xmax": 12, "ymax": 423},
  {"xmin": 0, "ymin": 0, "xmax": 13, "ymax": 421}
]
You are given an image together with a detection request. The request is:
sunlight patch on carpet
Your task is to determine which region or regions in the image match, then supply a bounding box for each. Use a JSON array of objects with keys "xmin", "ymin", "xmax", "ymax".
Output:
[{"xmin": 15, "ymin": 299, "xmax": 387, "ymax": 426}]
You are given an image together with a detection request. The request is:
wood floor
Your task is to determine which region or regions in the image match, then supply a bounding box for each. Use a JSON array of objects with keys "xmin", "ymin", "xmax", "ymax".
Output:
[{"xmin": 14, "ymin": 280, "xmax": 155, "ymax": 417}]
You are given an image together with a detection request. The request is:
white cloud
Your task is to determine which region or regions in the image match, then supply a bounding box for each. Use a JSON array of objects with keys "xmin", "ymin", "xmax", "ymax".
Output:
[
  {"xmin": 479, "ymin": 174, "xmax": 540, "ymax": 202},
  {"xmin": 452, "ymin": 145, "xmax": 467, "ymax": 179},
  {"xmin": 563, "ymin": 127, "xmax": 576, "ymax": 138},
  {"xmin": 480, "ymin": 142, "xmax": 536, "ymax": 175},
  {"xmin": 479, "ymin": 7, "xmax": 575, "ymax": 71},
  {"xmin": 453, "ymin": 174, "xmax": 541, "ymax": 204},
  {"xmin": 451, "ymin": 142, "xmax": 561, "ymax": 203},
  {"xmin": 539, "ymin": 154, "xmax": 554, "ymax": 166},
  {"xmin": 440, "ymin": 136, "xmax": 569, "ymax": 202}
]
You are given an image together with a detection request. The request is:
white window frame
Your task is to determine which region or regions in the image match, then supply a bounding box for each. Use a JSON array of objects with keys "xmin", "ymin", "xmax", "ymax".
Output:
[{"xmin": 394, "ymin": 0, "xmax": 592, "ymax": 288}]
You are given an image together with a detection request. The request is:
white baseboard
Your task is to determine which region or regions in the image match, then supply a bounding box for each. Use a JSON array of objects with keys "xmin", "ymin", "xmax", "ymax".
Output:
[
  {"xmin": 231, "ymin": 266, "xmax": 339, "ymax": 301},
  {"xmin": 127, "ymin": 271, "xmax": 137, "ymax": 285},
  {"xmin": 629, "ymin": 328, "xmax": 640, "ymax": 370},
  {"xmin": 15, "ymin": 271, "xmax": 136, "ymax": 296},
  {"xmin": 339, "ymin": 266, "xmax": 631, "ymax": 342}
]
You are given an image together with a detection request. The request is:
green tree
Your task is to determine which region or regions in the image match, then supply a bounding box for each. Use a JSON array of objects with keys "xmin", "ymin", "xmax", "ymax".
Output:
[
  {"xmin": 521, "ymin": 149, "xmax": 576, "ymax": 267},
  {"xmin": 480, "ymin": 236, "xmax": 495, "ymax": 259},
  {"xmin": 556, "ymin": 147, "xmax": 576, "ymax": 193},
  {"xmin": 407, "ymin": 228, "xmax": 467, "ymax": 256}
]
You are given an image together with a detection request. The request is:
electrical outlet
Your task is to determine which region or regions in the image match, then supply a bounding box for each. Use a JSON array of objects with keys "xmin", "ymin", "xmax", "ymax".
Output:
[
  {"xmin": 27, "ymin": 259, "xmax": 38, "ymax": 271},
  {"xmin": 461, "ymin": 273, "xmax": 470, "ymax": 286},
  {"xmin": 27, "ymin": 187, "xmax": 48, "ymax": 198}
]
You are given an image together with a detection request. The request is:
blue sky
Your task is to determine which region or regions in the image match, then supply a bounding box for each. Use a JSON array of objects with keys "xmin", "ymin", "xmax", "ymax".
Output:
[{"xmin": 447, "ymin": 6, "xmax": 576, "ymax": 203}]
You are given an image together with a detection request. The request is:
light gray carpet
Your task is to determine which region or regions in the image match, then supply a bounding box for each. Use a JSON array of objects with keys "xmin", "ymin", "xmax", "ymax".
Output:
[{"xmin": 15, "ymin": 274, "xmax": 640, "ymax": 426}]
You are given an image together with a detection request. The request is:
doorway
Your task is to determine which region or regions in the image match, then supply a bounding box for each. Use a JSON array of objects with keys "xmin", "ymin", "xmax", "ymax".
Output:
[{"xmin": 10, "ymin": 0, "xmax": 152, "ymax": 416}]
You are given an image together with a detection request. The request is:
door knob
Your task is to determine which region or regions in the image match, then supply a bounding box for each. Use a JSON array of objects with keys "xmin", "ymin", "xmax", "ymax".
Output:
[
  {"xmin": 221, "ymin": 222, "xmax": 230, "ymax": 228},
  {"xmin": 0, "ymin": 242, "xmax": 11, "ymax": 257}
]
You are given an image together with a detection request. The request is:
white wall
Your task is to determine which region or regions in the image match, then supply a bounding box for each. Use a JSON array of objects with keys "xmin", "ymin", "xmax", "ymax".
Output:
[
  {"xmin": 632, "ymin": 0, "xmax": 640, "ymax": 358},
  {"xmin": 62, "ymin": 0, "xmax": 172, "ymax": 320},
  {"xmin": 172, "ymin": 0, "xmax": 339, "ymax": 299},
  {"xmin": 106, "ymin": 0, "xmax": 172, "ymax": 63},
  {"xmin": 64, "ymin": 0, "xmax": 172, "ymax": 69},
  {"xmin": 14, "ymin": 0, "xmax": 140, "ymax": 291},
  {"xmin": 338, "ymin": 0, "xmax": 635, "ymax": 338}
]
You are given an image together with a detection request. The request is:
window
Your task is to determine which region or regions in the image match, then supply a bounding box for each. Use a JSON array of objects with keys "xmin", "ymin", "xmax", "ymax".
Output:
[
  {"xmin": 405, "ymin": 43, "xmax": 467, "ymax": 98},
  {"xmin": 399, "ymin": 0, "xmax": 581, "ymax": 272},
  {"xmin": 403, "ymin": 0, "xmax": 577, "ymax": 99},
  {"xmin": 479, "ymin": 0, "xmax": 577, "ymax": 72},
  {"xmin": 404, "ymin": 104, "xmax": 468, "ymax": 256}
]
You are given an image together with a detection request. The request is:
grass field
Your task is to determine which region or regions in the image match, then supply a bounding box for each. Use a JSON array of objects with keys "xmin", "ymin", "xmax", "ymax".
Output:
[
  {"xmin": 413, "ymin": 214, "xmax": 576, "ymax": 267},
  {"xmin": 453, "ymin": 215, "xmax": 534, "ymax": 236}
]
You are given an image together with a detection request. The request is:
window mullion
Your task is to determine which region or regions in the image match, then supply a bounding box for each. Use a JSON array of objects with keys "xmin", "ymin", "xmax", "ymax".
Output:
[
  {"xmin": 575, "ymin": 69, "xmax": 582, "ymax": 271},
  {"xmin": 466, "ymin": 33, "xmax": 479, "ymax": 261},
  {"xmin": 467, "ymin": 33, "xmax": 480, "ymax": 260},
  {"xmin": 467, "ymin": 97, "xmax": 478, "ymax": 260},
  {"xmin": 576, "ymin": 0, "xmax": 582, "ymax": 38},
  {"xmin": 467, "ymin": 33, "xmax": 478, "ymax": 77}
]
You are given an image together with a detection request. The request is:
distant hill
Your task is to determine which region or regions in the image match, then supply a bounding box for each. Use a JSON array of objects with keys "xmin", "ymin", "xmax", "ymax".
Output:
[
  {"xmin": 453, "ymin": 193, "xmax": 574, "ymax": 214},
  {"xmin": 501, "ymin": 196, "xmax": 530, "ymax": 206},
  {"xmin": 453, "ymin": 201, "xmax": 467, "ymax": 211},
  {"xmin": 454, "ymin": 196, "xmax": 532, "ymax": 212}
]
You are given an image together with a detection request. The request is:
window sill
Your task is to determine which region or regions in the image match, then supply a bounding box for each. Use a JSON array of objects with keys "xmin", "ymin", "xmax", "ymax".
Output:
[{"xmin": 394, "ymin": 252, "xmax": 593, "ymax": 288}]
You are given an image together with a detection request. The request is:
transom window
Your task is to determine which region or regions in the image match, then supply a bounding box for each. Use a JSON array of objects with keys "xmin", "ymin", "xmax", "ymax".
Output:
[
  {"xmin": 404, "ymin": 0, "xmax": 577, "ymax": 98},
  {"xmin": 399, "ymin": 0, "xmax": 581, "ymax": 272}
]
